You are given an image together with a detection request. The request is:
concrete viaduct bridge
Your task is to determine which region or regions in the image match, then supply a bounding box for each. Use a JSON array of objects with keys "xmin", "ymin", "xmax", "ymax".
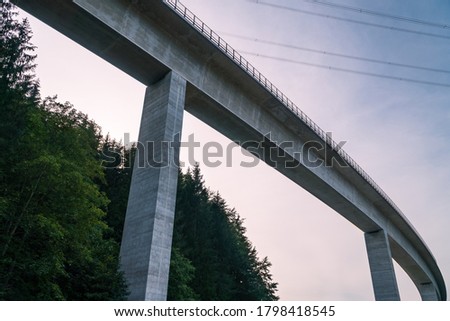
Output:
[{"xmin": 14, "ymin": 0, "xmax": 446, "ymax": 301}]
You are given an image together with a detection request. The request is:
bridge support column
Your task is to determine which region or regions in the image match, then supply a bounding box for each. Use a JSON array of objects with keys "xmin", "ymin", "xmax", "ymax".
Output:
[
  {"xmin": 119, "ymin": 71, "xmax": 186, "ymax": 300},
  {"xmin": 419, "ymin": 283, "xmax": 438, "ymax": 301},
  {"xmin": 364, "ymin": 230, "xmax": 400, "ymax": 301}
]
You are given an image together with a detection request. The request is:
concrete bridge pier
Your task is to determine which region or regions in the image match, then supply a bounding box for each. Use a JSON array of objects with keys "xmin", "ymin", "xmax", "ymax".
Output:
[
  {"xmin": 364, "ymin": 230, "xmax": 400, "ymax": 301},
  {"xmin": 419, "ymin": 283, "xmax": 439, "ymax": 301},
  {"xmin": 119, "ymin": 71, "xmax": 186, "ymax": 300}
]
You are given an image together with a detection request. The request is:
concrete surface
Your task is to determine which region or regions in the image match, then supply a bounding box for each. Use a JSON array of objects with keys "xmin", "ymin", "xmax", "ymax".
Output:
[
  {"xmin": 119, "ymin": 71, "xmax": 185, "ymax": 300},
  {"xmin": 365, "ymin": 230, "xmax": 400, "ymax": 301}
]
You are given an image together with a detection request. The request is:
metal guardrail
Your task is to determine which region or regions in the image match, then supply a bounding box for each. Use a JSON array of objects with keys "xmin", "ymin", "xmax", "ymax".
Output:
[{"xmin": 162, "ymin": 0, "xmax": 403, "ymax": 216}]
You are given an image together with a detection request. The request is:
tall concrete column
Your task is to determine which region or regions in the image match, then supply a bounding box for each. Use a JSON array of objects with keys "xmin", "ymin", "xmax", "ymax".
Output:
[
  {"xmin": 419, "ymin": 283, "xmax": 438, "ymax": 301},
  {"xmin": 364, "ymin": 229, "xmax": 400, "ymax": 301},
  {"xmin": 119, "ymin": 71, "xmax": 186, "ymax": 300}
]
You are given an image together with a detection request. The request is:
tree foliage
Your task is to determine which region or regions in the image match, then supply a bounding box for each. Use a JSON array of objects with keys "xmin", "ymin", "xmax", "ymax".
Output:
[
  {"xmin": 0, "ymin": 3, "xmax": 127, "ymax": 300},
  {"xmin": 0, "ymin": 1, "xmax": 38, "ymax": 176},
  {"xmin": 170, "ymin": 165, "xmax": 279, "ymax": 300}
]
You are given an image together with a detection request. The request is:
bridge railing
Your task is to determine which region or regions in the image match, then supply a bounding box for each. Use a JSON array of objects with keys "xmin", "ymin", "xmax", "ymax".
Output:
[{"xmin": 163, "ymin": 0, "xmax": 403, "ymax": 216}]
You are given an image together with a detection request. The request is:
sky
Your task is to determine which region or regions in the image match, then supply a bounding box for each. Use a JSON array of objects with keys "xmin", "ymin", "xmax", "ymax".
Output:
[{"xmin": 17, "ymin": 0, "xmax": 450, "ymax": 300}]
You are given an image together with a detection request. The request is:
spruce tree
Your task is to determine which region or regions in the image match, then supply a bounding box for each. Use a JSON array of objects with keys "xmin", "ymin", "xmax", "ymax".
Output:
[
  {"xmin": 171, "ymin": 164, "xmax": 279, "ymax": 300},
  {"xmin": 0, "ymin": 1, "xmax": 38, "ymax": 156},
  {"xmin": 0, "ymin": 3, "xmax": 127, "ymax": 300}
]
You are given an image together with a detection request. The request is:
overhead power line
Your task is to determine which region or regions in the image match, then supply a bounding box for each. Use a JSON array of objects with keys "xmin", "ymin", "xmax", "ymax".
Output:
[
  {"xmin": 221, "ymin": 32, "xmax": 450, "ymax": 74},
  {"xmin": 299, "ymin": 0, "xmax": 450, "ymax": 30},
  {"xmin": 253, "ymin": 1, "xmax": 450, "ymax": 40},
  {"xmin": 240, "ymin": 50, "xmax": 450, "ymax": 88}
]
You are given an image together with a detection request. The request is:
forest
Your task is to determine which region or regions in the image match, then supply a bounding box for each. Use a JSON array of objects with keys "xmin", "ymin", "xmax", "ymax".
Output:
[{"xmin": 0, "ymin": 2, "xmax": 278, "ymax": 300}]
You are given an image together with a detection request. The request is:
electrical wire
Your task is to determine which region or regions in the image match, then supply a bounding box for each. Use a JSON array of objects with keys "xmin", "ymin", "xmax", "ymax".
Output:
[
  {"xmin": 221, "ymin": 32, "xmax": 450, "ymax": 74},
  {"xmin": 239, "ymin": 50, "xmax": 450, "ymax": 88},
  {"xmin": 298, "ymin": 0, "xmax": 450, "ymax": 30},
  {"xmin": 253, "ymin": 1, "xmax": 450, "ymax": 40}
]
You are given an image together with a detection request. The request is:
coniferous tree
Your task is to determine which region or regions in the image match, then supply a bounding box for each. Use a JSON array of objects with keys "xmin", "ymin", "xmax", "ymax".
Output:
[
  {"xmin": 0, "ymin": 1, "xmax": 38, "ymax": 157},
  {"xmin": 0, "ymin": 3, "xmax": 127, "ymax": 300},
  {"xmin": 171, "ymin": 164, "xmax": 279, "ymax": 300},
  {"xmin": 100, "ymin": 137, "xmax": 133, "ymax": 243},
  {"xmin": 0, "ymin": 2, "xmax": 40, "ymax": 299},
  {"xmin": 167, "ymin": 247, "xmax": 198, "ymax": 300}
]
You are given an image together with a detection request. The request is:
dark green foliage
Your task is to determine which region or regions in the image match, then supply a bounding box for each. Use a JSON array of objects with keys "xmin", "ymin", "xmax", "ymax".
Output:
[
  {"xmin": 99, "ymin": 137, "xmax": 133, "ymax": 244},
  {"xmin": 0, "ymin": 2, "xmax": 38, "ymax": 95},
  {"xmin": 0, "ymin": 3, "xmax": 127, "ymax": 300},
  {"xmin": 167, "ymin": 247, "xmax": 198, "ymax": 300},
  {"xmin": 0, "ymin": 1, "xmax": 39, "ymax": 181},
  {"xmin": 170, "ymin": 164, "xmax": 279, "ymax": 300},
  {"xmin": 0, "ymin": 96, "xmax": 128, "ymax": 300}
]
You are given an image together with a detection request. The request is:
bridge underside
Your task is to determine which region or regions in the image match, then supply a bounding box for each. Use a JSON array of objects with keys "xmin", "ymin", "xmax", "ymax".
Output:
[{"xmin": 13, "ymin": 0, "xmax": 446, "ymax": 301}]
